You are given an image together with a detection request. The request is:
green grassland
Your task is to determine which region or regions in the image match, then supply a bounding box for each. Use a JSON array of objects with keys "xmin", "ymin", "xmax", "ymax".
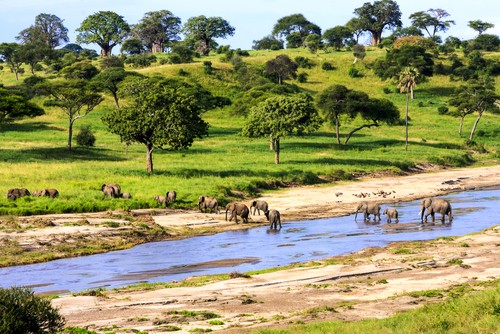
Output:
[{"xmin": 0, "ymin": 48, "xmax": 499, "ymax": 215}]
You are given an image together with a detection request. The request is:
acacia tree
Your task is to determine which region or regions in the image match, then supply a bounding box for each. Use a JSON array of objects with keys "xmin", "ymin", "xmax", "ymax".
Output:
[
  {"xmin": 76, "ymin": 11, "xmax": 130, "ymax": 56},
  {"xmin": 322, "ymin": 26, "xmax": 354, "ymax": 51},
  {"xmin": 0, "ymin": 43, "xmax": 24, "ymax": 80},
  {"xmin": 272, "ymin": 14, "xmax": 321, "ymax": 48},
  {"xmin": 353, "ymin": 0, "xmax": 402, "ymax": 46},
  {"xmin": 242, "ymin": 95, "xmax": 322, "ymax": 164},
  {"xmin": 316, "ymin": 85, "xmax": 351, "ymax": 144},
  {"xmin": 264, "ymin": 54, "xmax": 298, "ymax": 84},
  {"xmin": 91, "ymin": 68, "xmax": 131, "ymax": 109},
  {"xmin": 409, "ymin": 8, "xmax": 455, "ymax": 40},
  {"xmin": 0, "ymin": 87, "xmax": 44, "ymax": 125},
  {"xmin": 102, "ymin": 78, "xmax": 212, "ymax": 174},
  {"xmin": 468, "ymin": 20, "xmax": 495, "ymax": 35},
  {"xmin": 182, "ymin": 16, "xmax": 235, "ymax": 56},
  {"xmin": 132, "ymin": 10, "xmax": 182, "ymax": 53},
  {"xmin": 37, "ymin": 80, "xmax": 103, "ymax": 150},
  {"xmin": 397, "ymin": 67, "xmax": 419, "ymax": 151},
  {"xmin": 16, "ymin": 13, "xmax": 69, "ymax": 49},
  {"xmin": 448, "ymin": 77, "xmax": 499, "ymax": 141}
]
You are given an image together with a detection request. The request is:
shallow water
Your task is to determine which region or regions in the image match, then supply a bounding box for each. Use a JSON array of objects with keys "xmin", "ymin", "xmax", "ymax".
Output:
[{"xmin": 0, "ymin": 189, "xmax": 499, "ymax": 294}]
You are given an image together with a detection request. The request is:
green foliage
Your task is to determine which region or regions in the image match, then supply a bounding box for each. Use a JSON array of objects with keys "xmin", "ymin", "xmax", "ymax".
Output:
[
  {"xmin": 63, "ymin": 327, "xmax": 97, "ymax": 334},
  {"xmin": 60, "ymin": 61, "xmax": 99, "ymax": 80},
  {"xmin": 294, "ymin": 56, "xmax": 314, "ymax": 69},
  {"xmin": 182, "ymin": 16, "xmax": 235, "ymax": 56},
  {"xmin": 124, "ymin": 54, "xmax": 157, "ymax": 68},
  {"xmin": 321, "ymin": 62, "xmax": 335, "ymax": 71},
  {"xmin": 253, "ymin": 35, "xmax": 284, "ymax": 50},
  {"xmin": 132, "ymin": 10, "xmax": 182, "ymax": 53},
  {"xmin": 297, "ymin": 72, "xmax": 308, "ymax": 83},
  {"xmin": 203, "ymin": 61, "xmax": 213, "ymax": 74},
  {"xmin": 323, "ymin": 26, "xmax": 354, "ymax": 50},
  {"xmin": 265, "ymin": 54, "xmax": 298, "ymax": 84},
  {"xmin": 353, "ymin": 0, "xmax": 402, "ymax": 46},
  {"xmin": 272, "ymin": 14, "xmax": 321, "ymax": 48},
  {"xmin": 168, "ymin": 43, "xmax": 195, "ymax": 64},
  {"xmin": 468, "ymin": 20, "xmax": 495, "ymax": 35},
  {"xmin": 409, "ymin": 9, "xmax": 455, "ymax": 39},
  {"xmin": 347, "ymin": 66, "xmax": 361, "ymax": 78},
  {"xmin": 373, "ymin": 45, "xmax": 434, "ymax": 80},
  {"xmin": 76, "ymin": 125, "xmax": 96, "ymax": 147},
  {"xmin": 99, "ymin": 56, "xmax": 124, "ymax": 70},
  {"xmin": 120, "ymin": 38, "xmax": 146, "ymax": 55},
  {"xmin": 0, "ymin": 287, "xmax": 65, "ymax": 333},
  {"xmin": 0, "ymin": 87, "xmax": 44, "ymax": 124}
]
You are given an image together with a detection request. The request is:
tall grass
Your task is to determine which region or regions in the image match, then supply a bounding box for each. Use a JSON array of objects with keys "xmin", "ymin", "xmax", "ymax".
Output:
[{"xmin": 0, "ymin": 48, "xmax": 498, "ymax": 215}]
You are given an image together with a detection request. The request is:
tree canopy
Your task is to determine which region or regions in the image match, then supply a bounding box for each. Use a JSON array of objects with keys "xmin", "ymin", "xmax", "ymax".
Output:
[
  {"xmin": 16, "ymin": 13, "xmax": 69, "ymax": 49},
  {"xmin": 76, "ymin": 11, "xmax": 130, "ymax": 56},
  {"xmin": 182, "ymin": 16, "xmax": 235, "ymax": 56},
  {"xmin": 468, "ymin": 20, "xmax": 495, "ymax": 35},
  {"xmin": 252, "ymin": 35, "xmax": 284, "ymax": 50},
  {"xmin": 353, "ymin": 0, "xmax": 402, "ymax": 46},
  {"xmin": 132, "ymin": 10, "xmax": 182, "ymax": 53},
  {"xmin": 102, "ymin": 78, "xmax": 213, "ymax": 173},
  {"xmin": 272, "ymin": 14, "xmax": 321, "ymax": 48},
  {"xmin": 409, "ymin": 8, "xmax": 455, "ymax": 40},
  {"xmin": 242, "ymin": 94, "xmax": 322, "ymax": 164},
  {"xmin": 0, "ymin": 43, "xmax": 24, "ymax": 80},
  {"xmin": 323, "ymin": 26, "xmax": 354, "ymax": 51},
  {"xmin": 0, "ymin": 87, "xmax": 44, "ymax": 125},
  {"xmin": 264, "ymin": 54, "xmax": 298, "ymax": 84}
]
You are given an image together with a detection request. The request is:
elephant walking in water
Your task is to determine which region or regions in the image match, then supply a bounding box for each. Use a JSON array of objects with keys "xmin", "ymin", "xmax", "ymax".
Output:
[
  {"xmin": 420, "ymin": 198, "xmax": 452, "ymax": 224},
  {"xmin": 355, "ymin": 201, "xmax": 381, "ymax": 222},
  {"xmin": 383, "ymin": 208, "xmax": 399, "ymax": 223},
  {"xmin": 265, "ymin": 209, "xmax": 281, "ymax": 229},
  {"xmin": 225, "ymin": 202, "xmax": 249, "ymax": 224}
]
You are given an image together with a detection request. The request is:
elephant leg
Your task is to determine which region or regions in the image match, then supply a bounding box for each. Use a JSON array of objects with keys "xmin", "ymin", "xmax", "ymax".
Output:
[{"xmin": 431, "ymin": 211, "xmax": 435, "ymax": 223}]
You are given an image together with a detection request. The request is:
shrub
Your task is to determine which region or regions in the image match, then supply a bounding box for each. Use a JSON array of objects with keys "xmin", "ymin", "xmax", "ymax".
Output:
[
  {"xmin": 0, "ymin": 287, "xmax": 65, "ymax": 333},
  {"xmin": 437, "ymin": 106, "xmax": 449, "ymax": 115},
  {"xmin": 203, "ymin": 61, "xmax": 213, "ymax": 74},
  {"xmin": 322, "ymin": 62, "xmax": 335, "ymax": 71},
  {"xmin": 297, "ymin": 72, "xmax": 308, "ymax": 83},
  {"xmin": 76, "ymin": 126, "xmax": 96, "ymax": 147},
  {"xmin": 348, "ymin": 66, "xmax": 361, "ymax": 78},
  {"xmin": 383, "ymin": 87, "xmax": 392, "ymax": 94},
  {"xmin": 294, "ymin": 56, "xmax": 314, "ymax": 69},
  {"xmin": 100, "ymin": 56, "xmax": 124, "ymax": 70}
]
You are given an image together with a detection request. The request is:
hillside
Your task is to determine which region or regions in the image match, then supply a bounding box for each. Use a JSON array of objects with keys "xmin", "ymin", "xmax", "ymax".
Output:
[{"xmin": 0, "ymin": 48, "xmax": 499, "ymax": 215}]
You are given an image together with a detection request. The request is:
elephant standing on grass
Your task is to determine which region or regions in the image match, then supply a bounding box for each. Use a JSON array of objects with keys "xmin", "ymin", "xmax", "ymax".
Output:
[
  {"xmin": 166, "ymin": 191, "xmax": 177, "ymax": 204},
  {"xmin": 420, "ymin": 198, "xmax": 452, "ymax": 224},
  {"xmin": 101, "ymin": 183, "xmax": 121, "ymax": 198},
  {"xmin": 225, "ymin": 202, "xmax": 249, "ymax": 224},
  {"xmin": 265, "ymin": 209, "xmax": 281, "ymax": 229},
  {"xmin": 154, "ymin": 195, "xmax": 167, "ymax": 207},
  {"xmin": 7, "ymin": 188, "xmax": 30, "ymax": 200},
  {"xmin": 250, "ymin": 200, "xmax": 268, "ymax": 215},
  {"xmin": 198, "ymin": 196, "xmax": 219, "ymax": 214},
  {"xmin": 383, "ymin": 208, "xmax": 399, "ymax": 223},
  {"xmin": 355, "ymin": 201, "xmax": 381, "ymax": 222}
]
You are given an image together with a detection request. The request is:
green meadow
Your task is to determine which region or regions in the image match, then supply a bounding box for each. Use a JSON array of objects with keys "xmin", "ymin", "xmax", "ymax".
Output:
[{"xmin": 0, "ymin": 48, "xmax": 499, "ymax": 215}]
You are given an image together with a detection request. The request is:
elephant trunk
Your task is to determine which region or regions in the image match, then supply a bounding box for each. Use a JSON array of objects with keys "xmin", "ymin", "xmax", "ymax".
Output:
[
  {"xmin": 354, "ymin": 211, "xmax": 358, "ymax": 221},
  {"xmin": 420, "ymin": 207, "xmax": 425, "ymax": 222}
]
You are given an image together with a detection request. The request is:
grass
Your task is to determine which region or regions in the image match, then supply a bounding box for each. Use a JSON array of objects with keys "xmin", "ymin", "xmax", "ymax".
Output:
[
  {"xmin": 253, "ymin": 281, "xmax": 500, "ymax": 334},
  {"xmin": 0, "ymin": 48, "xmax": 499, "ymax": 217}
]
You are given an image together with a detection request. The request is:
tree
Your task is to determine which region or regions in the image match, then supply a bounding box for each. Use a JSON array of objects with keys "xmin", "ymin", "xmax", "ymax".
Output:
[
  {"xmin": 468, "ymin": 20, "xmax": 495, "ymax": 35},
  {"xmin": 353, "ymin": 0, "xmax": 402, "ymax": 46},
  {"xmin": 76, "ymin": 11, "xmax": 130, "ymax": 56},
  {"xmin": 0, "ymin": 287, "xmax": 65, "ymax": 333},
  {"xmin": 346, "ymin": 17, "xmax": 365, "ymax": 43},
  {"xmin": 373, "ymin": 45, "xmax": 434, "ymax": 80},
  {"xmin": 252, "ymin": 35, "xmax": 284, "ymax": 50},
  {"xmin": 409, "ymin": 9, "xmax": 455, "ymax": 39},
  {"xmin": 264, "ymin": 54, "xmax": 298, "ymax": 84},
  {"xmin": 16, "ymin": 13, "xmax": 69, "ymax": 49},
  {"xmin": 316, "ymin": 85, "xmax": 351, "ymax": 144},
  {"xmin": 182, "ymin": 16, "xmax": 235, "ymax": 56},
  {"xmin": 91, "ymin": 67, "xmax": 129, "ymax": 108},
  {"xmin": 397, "ymin": 67, "xmax": 419, "ymax": 151},
  {"xmin": 352, "ymin": 44, "xmax": 366, "ymax": 64},
  {"xmin": 272, "ymin": 14, "xmax": 321, "ymax": 48},
  {"xmin": 0, "ymin": 43, "xmax": 24, "ymax": 80},
  {"xmin": 132, "ymin": 10, "xmax": 182, "ymax": 53},
  {"xmin": 102, "ymin": 78, "xmax": 212, "ymax": 173},
  {"xmin": 37, "ymin": 80, "xmax": 103, "ymax": 150},
  {"xmin": 0, "ymin": 87, "xmax": 44, "ymax": 125},
  {"xmin": 242, "ymin": 95, "xmax": 322, "ymax": 164},
  {"xmin": 448, "ymin": 77, "xmax": 499, "ymax": 141},
  {"xmin": 16, "ymin": 42, "xmax": 52, "ymax": 74},
  {"xmin": 323, "ymin": 26, "xmax": 354, "ymax": 51},
  {"xmin": 304, "ymin": 34, "xmax": 322, "ymax": 53},
  {"xmin": 121, "ymin": 38, "xmax": 147, "ymax": 55}
]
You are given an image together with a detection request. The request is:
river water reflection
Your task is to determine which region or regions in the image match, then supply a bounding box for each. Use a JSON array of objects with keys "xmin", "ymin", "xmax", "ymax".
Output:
[{"xmin": 0, "ymin": 189, "xmax": 499, "ymax": 294}]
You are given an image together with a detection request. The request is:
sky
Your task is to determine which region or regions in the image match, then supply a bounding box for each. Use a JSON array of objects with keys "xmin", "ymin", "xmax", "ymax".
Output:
[{"xmin": 2, "ymin": 0, "xmax": 499, "ymax": 52}]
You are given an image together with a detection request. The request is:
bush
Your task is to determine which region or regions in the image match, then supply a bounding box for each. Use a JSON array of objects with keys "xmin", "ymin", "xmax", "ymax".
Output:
[
  {"xmin": 76, "ymin": 126, "xmax": 96, "ymax": 147},
  {"xmin": 203, "ymin": 61, "xmax": 213, "ymax": 74},
  {"xmin": 437, "ymin": 106, "xmax": 449, "ymax": 115},
  {"xmin": 0, "ymin": 287, "xmax": 65, "ymax": 333},
  {"xmin": 322, "ymin": 62, "xmax": 335, "ymax": 71},
  {"xmin": 294, "ymin": 56, "xmax": 314, "ymax": 69},
  {"xmin": 297, "ymin": 72, "xmax": 308, "ymax": 83},
  {"xmin": 348, "ymin": 66, "xmax": 361, "ymax": 78},
  {"xmin": 383, "ymin": 87, "xmax": 392, "ymax": 94}
]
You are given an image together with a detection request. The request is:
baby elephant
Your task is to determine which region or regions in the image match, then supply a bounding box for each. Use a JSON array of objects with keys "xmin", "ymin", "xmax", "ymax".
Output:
[
  {"xmin": 166, "ymin": 191, "xmax": 177, "ymax": 204},
  {"xmin": 250, "ymin": 200, "xmax": 268, "ymax": 215},
  {"xmin": 265, "ymin": 209, "xmax": 282, "ymax": 230},
  {"xmin": 154, "ymin": 195, "xmax": 167, "ymax": 207},
  {"xmin": 383, "ymin": 208, "xmax": 399, "ymax": 223}
]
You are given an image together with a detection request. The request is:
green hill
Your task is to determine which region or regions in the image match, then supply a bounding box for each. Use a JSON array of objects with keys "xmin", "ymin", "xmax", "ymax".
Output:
[{"xmin": 0, "ymin": 48, "xmax": 498, "ymax": 215}]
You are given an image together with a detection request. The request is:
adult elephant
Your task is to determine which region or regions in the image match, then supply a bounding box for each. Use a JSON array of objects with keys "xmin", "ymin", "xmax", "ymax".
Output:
[
  {"xmin": 355, "ymin": 201, "xmax": 381, "ymax": 222},
  {"xmin": 225, "ymin": 202, "xmax": 249, "ymax": 224},
  {"xmin": 420, "ymin": 198, "xmax": 452, "ymax": 224},
  {"xmin": 166, "ymin": 191, "xmax": 177, "ymax": 204},
  {"xmin": 198, "ymin": 196, "xmax": 219, "ymax": 214},
  {"xmin": 102, "ymin": 183, "xmax": 121, "ymax": 198},
  {"xmin": 7, "ymin": 188, "xmax": 30, "ymax": 200},
  {"xmin": 250, "ymin": 200, "xmax": 268, "ymax": 215},
  {"xmin": 265, "ymin": 209, "xmax": 281, "ymax": 229}
]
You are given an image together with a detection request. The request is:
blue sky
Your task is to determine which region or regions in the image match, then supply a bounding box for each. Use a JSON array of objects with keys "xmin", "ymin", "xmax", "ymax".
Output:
[{"xmin": 2, "ymin": 0, "xmax": 499, "ymax": 51}]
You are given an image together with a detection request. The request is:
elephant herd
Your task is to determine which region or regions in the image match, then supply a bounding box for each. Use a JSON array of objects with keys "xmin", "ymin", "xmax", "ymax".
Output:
[
  {"xmin": 198, "ymin": 196, "xmax": 281, "ymax": 230},
  {"xmin": 355, "ymin": 197, "xmax": 453, "ymax": 224},
  {"xmin": 6, "ymin": 187, "xmax": 59, "ymax": 200}
]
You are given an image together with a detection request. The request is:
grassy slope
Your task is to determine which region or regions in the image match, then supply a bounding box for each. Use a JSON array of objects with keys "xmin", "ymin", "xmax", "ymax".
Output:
[{"xmin": 0, "ymin": 48, "xmax": 499, "ymax": 215}]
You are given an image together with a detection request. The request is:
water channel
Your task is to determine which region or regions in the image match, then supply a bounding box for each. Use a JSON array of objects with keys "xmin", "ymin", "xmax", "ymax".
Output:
[{"xmin": 0, "ymin": 189, "xmax": 499, "ymax": 294}]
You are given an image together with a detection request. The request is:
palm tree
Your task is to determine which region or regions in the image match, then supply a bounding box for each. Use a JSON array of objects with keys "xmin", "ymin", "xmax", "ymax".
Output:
[{"xmin": 398, "ymin": 67, "xmax": 419, "ymax": 151}]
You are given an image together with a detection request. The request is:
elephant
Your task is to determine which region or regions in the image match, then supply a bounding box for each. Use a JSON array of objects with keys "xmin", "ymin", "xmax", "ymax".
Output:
[
  {"xmin": 355, "ymin": 201, "xmax": 381, "ymax": 222},
  {"xmin": 166, "ymin": 191, "xmax": 177, "ymax": 204},
  {"xmin": 225, "ymin": 202, "xmax": 249, "ymax": 224},
  {"xmin": 154, "ymin": 195, "xmax": 167, "ymax": 207},
  {"xmin": 32, "ymin": 190, "xmax": 44, "ymax": 197},
  {"xmin": 265, "ymin": 209, "xmax": 282, "ymax": 229},
  {"xmin": 7, "ymin": 188, "xmax": 30, "ymax": 200},
  {"xmin": 198, "ymin": 196, "xmax": 219, "ymax": 214},
  {"xmin": 32, "ymin": 189, "xmax": 59, "ymax": 198},
  {"xmin": 250, "ymin": 200, "xmax": 268, "ymax": 215},
  {"xmin": 101, "ymin": 183, "xmax": 121, "ymax": 198},
  {"xmin": 420, "ymin": 198, "xmax": 452, "ymax": 224},
  {"xmin": 121, "ymin": 192, "xmax": 132, "ymax": 199},
  {"xmin": 383, "ymin": 208, "xmax": 399, "ymax": 223}
]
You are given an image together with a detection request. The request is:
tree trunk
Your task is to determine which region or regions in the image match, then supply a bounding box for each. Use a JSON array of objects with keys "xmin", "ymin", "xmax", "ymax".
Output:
[
  {"xmin": 370, "ymin": 31, "xmax": 382, "ymax": 46},
  {"xmin": 344, "ymin": 122, "xmax": 378, "ymax": 145},
  {"xmin": 274, "ymin": 139, "xmax": 280, "ymax": 164},
  {"xmin": 469, "ymin": 112, "xmax": 483, "ymax": 141},
  {"xmin": 405, "ymin": 93, "xmax": 409, "ymax": 151},
  {"xmin": 68, "ymin": 119, "xmax": 74, "ymax": 150},
  {"xmin": 112, "ymin": 93, "xmax": 120, "ymax": 109},
  {"xmin": 269, "ymin": 134, "xmax": 274, "ymax": 150},
  {"xmin": 459, "ymin": 115, "xmax": 464, "ymax": 136},
  {"xmin": 151, "ymin": 42, "xmax": 163, "ymax": 53},
  {"xmin": 146, "ymin": 144, "xmax": 154, "ymax": 174},
  {"xmin": 335, "ymin": 116, "xmax": 340, "ymax": 145}
]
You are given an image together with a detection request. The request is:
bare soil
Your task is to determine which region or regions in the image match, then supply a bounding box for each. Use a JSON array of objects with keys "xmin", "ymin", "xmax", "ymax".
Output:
[{"xmin": 4, "ymin": 165, "xmax": 500, "ymax": 333}]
